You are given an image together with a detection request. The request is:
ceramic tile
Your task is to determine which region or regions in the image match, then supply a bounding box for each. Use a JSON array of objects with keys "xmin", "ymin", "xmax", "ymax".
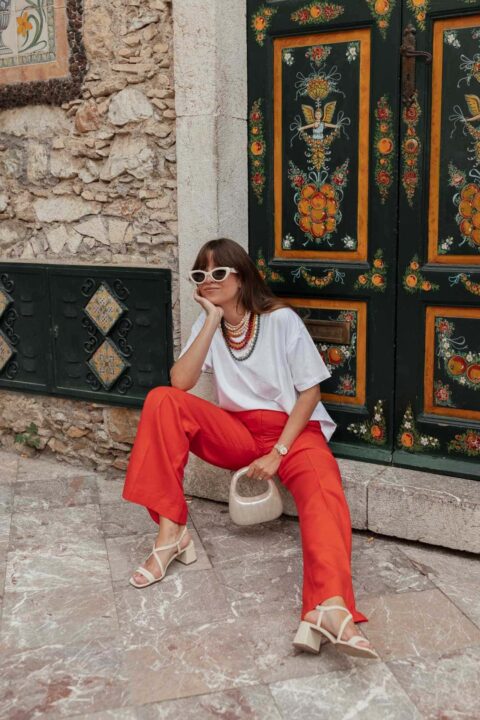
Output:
[
  {"xmin": 0, "ymin": 638, "xmax": 130, "ymax": 718},
  {"xmin": 388, "ymin": 644, "xmax": 480, "ymax": 720},
  {"xmin": 136, "ymin": 686, "xmax": 283, "ymax": 719},
  {"xmin": 351, "ymin": 534, "xmax": 434, "ymax": 597},
  {"xmin": 101, "ymin": 501, "xmax": 158, "ymax": 538},
  {"xmin": 17, "ymin": 456, "xmax": 95, "ymax": 483},
  {"xmin": 114, "ymin": 568, "xmax": 232, "ymax": 636},
  {"xmin": 214, "ymin": 554, "xmax": 303, "ymax": 620},
  {"xmin": 13, "ymin": 475, "xmax": 99, "ymax": 511},
  {"xmin": 269, "ymin": 663, "xmax": 422, "ymax": 720},
  {"xmin": 124, "ymin": 617, "xmax": 260, "ymax": 705},
  {"xmin": 0, "ymin": 580, "xmax": 119, "ymax": 652},
  {"xmin": 360, "ymin": 588, "xmax": 480, "ymax": 661},
  {"xmin": 10, "ymin": 504, "xmax": 104, "ymax": 550},
  {"xmin": 399, "ymin": 541, "xmax": 480, "ymax": 629}
]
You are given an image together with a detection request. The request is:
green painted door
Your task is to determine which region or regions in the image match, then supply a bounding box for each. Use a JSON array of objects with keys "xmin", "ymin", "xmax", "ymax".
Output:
[{"xmin": 247, "ymin": 0, "xmax": 480, "ymax": 478}]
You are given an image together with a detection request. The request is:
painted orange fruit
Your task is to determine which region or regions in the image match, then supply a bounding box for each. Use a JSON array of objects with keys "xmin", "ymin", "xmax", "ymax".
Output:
[
  {"xmin": 401, "ymin": 432, "xmax": 414, "ymax": 448},
  {"xmin": 447, "ymin": 355, "xmax": 467, "ymax": 376},
  {"xmin": 460, "ymin": 219, "xmax": 473, "ymax": 236},
  {"xmin": 374, "ymin": 0, "xmax": 389, "ymax": 15},
  {"xmin": 327, "ymin": 347, "xmax": 344, "ymax": 365},
  {"xmin": 310, "ymin": 5, "xmax": 321, "ymax": 17},
  {"xmin": 472, "ymin": 212, "xmax": 480, "ymax": 229},
  {"xmin": 377, "ymin": 137, "xmax": 393, "ymax": 155},
  {"xmin": 254, "ymin": 16, "xmax": 266, "ymax": 30},
  {"xmin": 372, "ymin": 273, "xmax": 384, "ymax": 286},
  {"xmin": 311, "ymin": 222, "xmax": 326, "ymax": 238},
  {"xmin": 298, "ymin": 199, "xmax": 312, "ymax": 215},
  {"xmin": 473, "ymin": 192, "xmax": 480, "ymax": 211},
  {"xmin": 311, "ymin": 208, "xmax": 327, "ymax": 223},
  {"xmin": 461, "ymin": 183, "xmax": 478, "ymax": 201},
  {"xmin": 251, "ymin": 141, "xmax": 264, "ymax": 156},
  {"xmin": 299, "ymin": 216, "xmax": 312, "ymax": 233},
  {"xmin": 320, "ymin": 183, "xmax": 335, "ymax": 198},
  {"xmin": 371, "ymin": 425, "xmax": 383, "ymax": 439},
  {"xmin": 311, "ymin": 193, "xmax": 327, "ymax": 209},
  {"xmin": 459, "ymin": 200, "xmax": 474, "ymax": 218},
  {"xmin": 467, "ymin": 364, "xmax": 480, "ymax": 384},
  {"xmin": 422, "ymin": 281, "xmax": 431, "ymax": 291},
  {"xmin": 471, "ymin": 228, "xmax": 480, "ymax": 246},
  {"xmin": 325, "ymin": 217, "xmax": 336, "ymax": 232},
  {"xmin": 326, "ymin": 199, "xmax": 337, "ymax": 216},
  {"xmin": 406, "ymin": 274, "xmax": 418, "ymax": 288},
  {"xmin": 301, "ymin": 184, "xmax": 317, "ymax": 199},
  {"xmin": 411, "ymin": 0, "xmax": 425, "ymax": 7}
]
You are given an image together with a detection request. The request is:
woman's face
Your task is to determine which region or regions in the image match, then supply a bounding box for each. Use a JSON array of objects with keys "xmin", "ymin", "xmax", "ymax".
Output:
[{"xmin": 197, "ymin": 253, "xmax": 242, "ymax": 306}]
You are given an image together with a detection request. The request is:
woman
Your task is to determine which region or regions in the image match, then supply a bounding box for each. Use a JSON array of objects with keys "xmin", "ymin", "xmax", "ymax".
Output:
[{"xmin": 122, "ymin": 238, "xmax": 378, "ymax": 659}]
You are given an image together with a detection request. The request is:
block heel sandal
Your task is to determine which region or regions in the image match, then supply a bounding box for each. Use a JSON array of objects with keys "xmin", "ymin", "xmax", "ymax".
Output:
[
  {"xmin": 293, "ymin": 604, "xmax": 379, "ymax": 659},
  {"xmin": 129, "ymin": 525, "xmax": 197, "ymax": 588}
]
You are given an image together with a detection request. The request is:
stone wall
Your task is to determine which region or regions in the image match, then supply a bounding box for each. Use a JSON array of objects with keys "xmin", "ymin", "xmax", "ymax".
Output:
[{"xmin": 0, "ymin": 0, "xmax": 177, "ymax": 470}]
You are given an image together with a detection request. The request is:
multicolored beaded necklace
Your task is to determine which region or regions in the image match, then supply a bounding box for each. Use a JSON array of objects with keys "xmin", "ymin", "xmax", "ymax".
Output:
[{"xmin": 221, "ymin": 310, "xmax": 260, "ymax": 361}]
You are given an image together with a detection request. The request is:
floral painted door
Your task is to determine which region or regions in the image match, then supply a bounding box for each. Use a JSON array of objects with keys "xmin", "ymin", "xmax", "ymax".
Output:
[{"xmin": 247, "ymin": 0, "xmax": 480, "ymax": 478}]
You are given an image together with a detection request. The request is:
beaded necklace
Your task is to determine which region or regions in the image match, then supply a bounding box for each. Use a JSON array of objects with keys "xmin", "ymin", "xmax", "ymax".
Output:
[{"xmin": 221, "ymin": 311, "xmax": 260, "ymax": 361}]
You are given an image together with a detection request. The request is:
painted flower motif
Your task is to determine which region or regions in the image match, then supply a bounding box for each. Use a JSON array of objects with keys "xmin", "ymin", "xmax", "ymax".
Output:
[
  {"xmin": 17, "ymin": 11, "xmax": 33, "ymax": 37},
  {"xmin": 346, "ymin": 42, "xmax": 358, "ymax": 62},
  {"xmin": 283, "ymin": 50, "xmax": 294, "ymax": 66},
  {"xmin": 282, "ymin": 234, "xmax": 295, "ymax": 249},
  {"xmin": 444, "ymin": 30, "xmax": 460, "ymax": 48},
  {"xmin": 376, "ymin": 170, "xmax": 391, "ymax": 186}
]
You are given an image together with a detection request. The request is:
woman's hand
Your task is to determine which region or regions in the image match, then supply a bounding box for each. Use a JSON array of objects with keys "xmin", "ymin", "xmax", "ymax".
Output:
[
  {"xmin": 246, "ymin": 450, "xmax": 282, "ymax": 481},
  {"xmin": 193, "ymin": 289, "xmax": 224, "ymax": 323}
]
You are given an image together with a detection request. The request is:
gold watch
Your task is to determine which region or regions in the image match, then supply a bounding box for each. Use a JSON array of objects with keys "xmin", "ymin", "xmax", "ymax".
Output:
[{"xmin": 274, "ymin": 443, "xmax": 288, "ymax": 456}]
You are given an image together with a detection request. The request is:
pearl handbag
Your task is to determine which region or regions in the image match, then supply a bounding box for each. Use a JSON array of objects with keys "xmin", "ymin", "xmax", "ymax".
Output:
[{"xmin": 229, "ymin": 466, "xmax": 284, "ymax": 526}]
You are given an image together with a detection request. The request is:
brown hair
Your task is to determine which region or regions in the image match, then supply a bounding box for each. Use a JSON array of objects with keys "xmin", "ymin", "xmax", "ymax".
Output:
[{"xmin": 192, "ymin": 238, "xmax": 291, "ymax": 315}]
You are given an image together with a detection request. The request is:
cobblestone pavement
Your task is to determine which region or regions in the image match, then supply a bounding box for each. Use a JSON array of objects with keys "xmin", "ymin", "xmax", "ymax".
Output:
[{"xmin": 1, "ymin": 450, "xmax": 479, "ymax": 719}]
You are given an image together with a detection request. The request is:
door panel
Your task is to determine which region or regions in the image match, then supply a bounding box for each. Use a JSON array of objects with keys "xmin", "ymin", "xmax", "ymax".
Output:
[
  {"xmin": 247, "ymin": 0, "xmax": 480, "ymax": 476},
  {"xmin": 248, "ymin": 0, "xmax": 402, "ymax": 461},
  {"xmin": 394, "ymin": 2, "xmax": 480, "ymax": 477}
]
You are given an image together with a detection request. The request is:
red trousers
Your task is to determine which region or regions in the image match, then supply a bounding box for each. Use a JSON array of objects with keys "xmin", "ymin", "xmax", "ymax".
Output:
[{"xmin": 122, "ymin": 386, "xmax": 367, "ymax": 624}]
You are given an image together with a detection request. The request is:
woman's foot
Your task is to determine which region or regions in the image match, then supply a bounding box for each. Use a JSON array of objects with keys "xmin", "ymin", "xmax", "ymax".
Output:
[
  {"xmin": 304, "ymin": 595, "xmax": 373, "ymax": 652},
  {"xmin": 131, "ymin": 526, "xmax": 192, "ymax": 587}
]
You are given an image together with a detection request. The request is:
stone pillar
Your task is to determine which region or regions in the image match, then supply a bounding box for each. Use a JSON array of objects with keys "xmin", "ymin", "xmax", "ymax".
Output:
[{"xmin": 172, "ymin": 0, "xmax": 248, "ymax": 497}]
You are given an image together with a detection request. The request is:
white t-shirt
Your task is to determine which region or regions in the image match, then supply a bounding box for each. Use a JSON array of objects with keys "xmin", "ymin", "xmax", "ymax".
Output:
[{"xmin": 178, "ymin": 306, "xmax": 337, "ymax": 441}]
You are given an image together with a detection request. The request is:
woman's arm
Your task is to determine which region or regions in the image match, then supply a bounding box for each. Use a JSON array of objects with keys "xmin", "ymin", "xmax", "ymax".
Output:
[
  {"xmin": 246, "ymin": 384, "xmax": 321, "ymax": 480},
  {"xmin": 170, "ymin": 293, "xmax": 223, "ymax": 391}
]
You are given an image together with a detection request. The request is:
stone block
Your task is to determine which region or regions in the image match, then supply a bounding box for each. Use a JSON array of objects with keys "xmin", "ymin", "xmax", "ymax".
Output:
[{"xmin": 368, "ymin": 466, "xmax": 480, "ymax": 552}]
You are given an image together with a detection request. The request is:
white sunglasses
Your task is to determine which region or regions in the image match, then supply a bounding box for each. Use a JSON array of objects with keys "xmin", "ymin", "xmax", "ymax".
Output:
[{"xmin": 189, "ymin": 267, "xmax": 238, "ymax": 285}]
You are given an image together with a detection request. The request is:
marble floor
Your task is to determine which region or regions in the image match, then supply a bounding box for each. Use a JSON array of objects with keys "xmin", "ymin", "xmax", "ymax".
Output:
[{"xmin": 1, "ymin": 450, "xmax": 479, "ymax": 720}]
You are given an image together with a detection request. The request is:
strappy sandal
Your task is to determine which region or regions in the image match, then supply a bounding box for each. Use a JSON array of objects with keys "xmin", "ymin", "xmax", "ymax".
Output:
[
  {"xmin": 129, "ymin": 525, "xmax": 197, "ymax": 588},
  {"xmin": 293, "ymin": 604, "xmax": 379, "ymax": 659}
]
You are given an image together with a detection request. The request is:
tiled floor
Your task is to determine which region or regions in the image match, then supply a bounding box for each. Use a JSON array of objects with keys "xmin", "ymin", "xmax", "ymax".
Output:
[{"xmin": 1, "ymin": 450, "xmax": 479, "ymax": 720}]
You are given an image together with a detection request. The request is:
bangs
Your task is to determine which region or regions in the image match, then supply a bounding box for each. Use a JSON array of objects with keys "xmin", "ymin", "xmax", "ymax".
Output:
[{"xmin": 192, "ymin": 241, "xmax": 238, "ymax": 271}]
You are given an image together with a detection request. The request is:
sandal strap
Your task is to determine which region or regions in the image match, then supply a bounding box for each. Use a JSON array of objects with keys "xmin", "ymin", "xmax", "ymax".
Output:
[
  {"xmin": 346, "ymin": 634, "xmax": 369, "ymax": 646},
  {"xmin": 152, "ymin": 525, "xmax": 188, "ymax": 552},
  {"xmin": 314, "ymin": 604, "xmax": 353, "ymax": 642},
  {"xmin": 134, "ymin": 566, "xmax": 156, "ymax": 583}
]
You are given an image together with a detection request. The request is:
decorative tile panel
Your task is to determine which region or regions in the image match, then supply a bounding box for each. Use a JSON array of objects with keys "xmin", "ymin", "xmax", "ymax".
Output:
[
  {"xmin": 87, "ymin": 338, "xmax": 129, "ymax": 391},
  {"xmin": 84, "ymin": 282, "xmax": 125, "ymax": 337},
  {"xmin": 0, "ymin": 328, "xmax": 14, "ymax": 372}
]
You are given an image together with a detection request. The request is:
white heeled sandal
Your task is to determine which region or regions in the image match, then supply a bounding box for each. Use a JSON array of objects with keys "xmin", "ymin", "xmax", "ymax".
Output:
[
  {"xmin": 129, "ymin": 525, "xmax": 197, "ymax": 588},
  {"xmin": 293, "ymin": 604, "xmax": 379, "ymax": 659}
]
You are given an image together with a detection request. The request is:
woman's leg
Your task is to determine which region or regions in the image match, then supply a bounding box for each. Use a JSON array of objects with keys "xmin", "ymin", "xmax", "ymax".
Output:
[
  {"xmin": 123, "ymin": 387, "xmax": 261, "ymax": 585},
  {"xmin": 122, "ymin": 386, "xmax": 260, "ymax": 526},
  {"xmin": 275, "ymin": 423, "xmax": 367, "ymax": 626}
]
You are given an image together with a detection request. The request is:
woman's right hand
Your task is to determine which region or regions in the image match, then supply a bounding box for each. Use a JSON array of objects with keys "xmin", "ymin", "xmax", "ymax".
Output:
[{"xmin": 193, "ymin": 289, "xmax": 224, "ymax": 323}]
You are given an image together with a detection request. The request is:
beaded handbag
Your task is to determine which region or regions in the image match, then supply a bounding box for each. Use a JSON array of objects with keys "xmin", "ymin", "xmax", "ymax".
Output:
[{"xmin": 229, "ymin": 466, "xmax": 284, "ymax": 525}]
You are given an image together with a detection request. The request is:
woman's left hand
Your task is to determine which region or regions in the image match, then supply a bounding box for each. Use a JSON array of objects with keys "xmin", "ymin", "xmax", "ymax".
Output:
[{"xmin": 246, "ymin": 450, "xmax": 282, "ymax": 481}]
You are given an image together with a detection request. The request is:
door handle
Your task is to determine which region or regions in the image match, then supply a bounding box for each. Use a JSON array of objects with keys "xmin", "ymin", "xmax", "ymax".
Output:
[{"xmin": 400, "ymin": 24, "xmax": 432, "ymax": 106}]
